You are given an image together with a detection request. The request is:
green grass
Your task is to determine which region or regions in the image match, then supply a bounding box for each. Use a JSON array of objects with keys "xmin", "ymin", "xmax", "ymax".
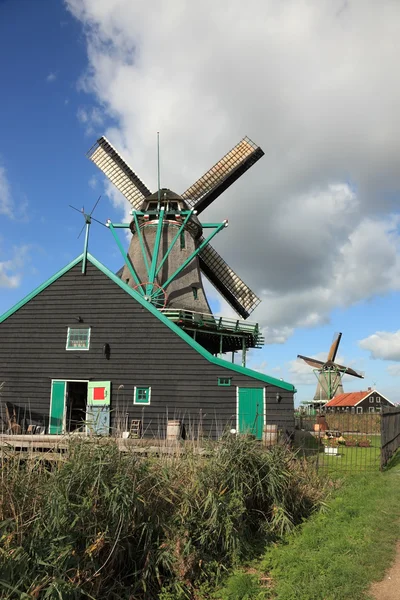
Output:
[
  {"xmin": 319, "ymin": 435, "xmax": 381, "ymax": 473},
  {"xmin": 217, "ymin": 456, "xmax": 400, "ymax": 600}
]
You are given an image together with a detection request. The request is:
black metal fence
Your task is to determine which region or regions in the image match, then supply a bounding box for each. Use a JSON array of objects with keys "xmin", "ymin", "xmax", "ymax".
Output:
[
  {"xmin": 380, "ymin": 407, "xmax": 400, "ymax": 469},
  {"xmin": 294, "ymin": 412, "xmax": 383, "ymax": 473}
]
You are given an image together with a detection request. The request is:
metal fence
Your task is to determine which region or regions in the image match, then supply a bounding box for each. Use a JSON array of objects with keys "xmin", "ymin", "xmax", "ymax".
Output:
[
  {"xmin": 294, "ymin": 412, "xmax": 383, "ymax": 473},
  {"xmin": 380, "ymin": 407, "xmax": 400, "ymax": 469}
]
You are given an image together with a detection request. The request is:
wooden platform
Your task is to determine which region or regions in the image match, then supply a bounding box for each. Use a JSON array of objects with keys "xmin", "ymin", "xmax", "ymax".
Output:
[{"xmin": 0, "ymin": 434, "xmax": 208, "ymax": 457}]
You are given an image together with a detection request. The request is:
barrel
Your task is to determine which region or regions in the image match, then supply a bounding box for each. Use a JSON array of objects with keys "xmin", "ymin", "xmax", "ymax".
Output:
[
  {"xmin": 166, "ymin": 420, "xmax": 181, "ymax": 442},
  {"xmin": 263, "ymin": 424, "xmax": 278, "ymax": 446}
]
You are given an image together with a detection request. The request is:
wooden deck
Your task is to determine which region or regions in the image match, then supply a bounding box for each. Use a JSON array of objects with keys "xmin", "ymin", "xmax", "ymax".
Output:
[{"xmin": 0, "ymin": 434, "xmax": 208, "ymax": 458}]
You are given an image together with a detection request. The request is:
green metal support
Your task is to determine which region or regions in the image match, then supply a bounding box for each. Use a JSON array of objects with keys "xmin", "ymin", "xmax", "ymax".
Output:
[
  {"xmin": 107, "ymin": 222, "xmax": 144, "ymax": 294},
  {"xmin": 82, "ymin": 218, "xmax": 90, "ymax": 275},
  {"xmin": 147, "ymin": 207, "xmax": 165, "ymax": 295},
  {"xmin": 132, "ymin": 211, "xmax": 151, "ymax": 279},
  {"xmin": 155, "ymin": 209, "xmax": 194, "ymax": 278},
  {"xmin": 107, "ymin": 223, "xmax": 130, "ymax": 228},
  {"xmin": 153, "ymin": 220, "xmax": 227, "ymax": 296}
]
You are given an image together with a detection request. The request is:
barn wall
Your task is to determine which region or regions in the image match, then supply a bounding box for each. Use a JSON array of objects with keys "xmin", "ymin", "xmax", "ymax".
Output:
[
  {"xmin": 0, "ymin": 262, "xmax": 294, "ymax": 437},
  {"xmin": 359, "ymin": 393, "xmax": 391, "ymax": 413}
]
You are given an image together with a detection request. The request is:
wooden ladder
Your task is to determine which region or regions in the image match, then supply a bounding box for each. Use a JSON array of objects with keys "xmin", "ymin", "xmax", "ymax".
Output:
[{"xmin": 130, "ymin": 419, "xmax": 141, "ymax": 438}]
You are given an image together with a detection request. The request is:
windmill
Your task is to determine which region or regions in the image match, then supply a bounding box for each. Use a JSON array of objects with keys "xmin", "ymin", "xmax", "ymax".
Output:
[
  {"xmin": 87, "ymin": 136, "xmax": 265, "ymax": 363},
  {"xmin": 297, "ymin": 332, "xmax": 364, "ymax": 403}
]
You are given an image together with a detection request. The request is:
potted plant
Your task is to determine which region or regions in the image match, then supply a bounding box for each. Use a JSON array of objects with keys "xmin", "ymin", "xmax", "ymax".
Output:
[
  {"xmin": 345, "ymin": 436, "xmax": 358, "ymax": 447},
  {"xmin": 358, "ymin": 438, "xmax": 371, "ymax": 448}
]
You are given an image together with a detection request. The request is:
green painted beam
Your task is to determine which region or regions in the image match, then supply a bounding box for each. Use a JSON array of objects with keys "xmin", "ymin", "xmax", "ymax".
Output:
[
  {"xmin": 147, "ymin": 207, "xmax": 164, "ymax": 294},
  {"xmin": 155, "ymin": 209, "xmax": 194, "ymax": 278},
  {"xmin": 132, "ymin": 211, "xmax": 151, "ymax": 280},
  {"xmin": 107, "ymin": 222, "xmax": 144, "ymax": 293},
  {"xmin": 153, "ymin": 221, "xmax": 227, "ymax": 295}
]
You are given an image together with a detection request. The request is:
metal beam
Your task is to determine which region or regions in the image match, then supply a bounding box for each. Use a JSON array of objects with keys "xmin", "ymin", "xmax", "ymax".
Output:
[
  {"xmin": 82, "ymin": 222, "xmax": 90, "ymax": 275},
  {"xmin": 147, "ymin": 207, "xmax": 165, "ymax": 295},
  {"xmin": 107, "ymin": 221, "xmax": 144, "ymax": 293},
  {"xmin": 132, "ymin": 211, "xmax": 151, "ymax": 280},
  {"xmin": 153, "ymin": 220, "xmax": 227, "ymax": 295},
  {"xmin": 155, "ymin": 209, "xmax": 194, "ymax": 278}
]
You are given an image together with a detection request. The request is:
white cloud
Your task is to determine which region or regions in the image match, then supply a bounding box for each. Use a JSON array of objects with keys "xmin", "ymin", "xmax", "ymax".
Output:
[
  {"xmin": 88, "ymin": 175, "xmax": 97, "ymax": 189},
  {"xmin": 77, "ymin": 106, "xmax": 104, "ymax": 136},
  {"xmin": 66, "ymin": 0, "xmax": 400, "ymax": 338},
  {"xmin": 0, "ymin": 165, "xmax": 14, "ymax": 218},
  {"xmin": 0, "ymin": 246, "xmax": 30, "ymax": 288},
  {"xmin": 359, "ymin": 331, "xmax": 400, "ymax": 361},
  {"xmin": 46, "ymin": 72, "xmax": 57, "ymax": 82}
]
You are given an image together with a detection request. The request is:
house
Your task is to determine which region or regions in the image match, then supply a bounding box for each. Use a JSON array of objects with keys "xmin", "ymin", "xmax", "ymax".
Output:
[
  {"xmin": 324, "ymin": 389, "xmax": 394, "ymax": 414},
  {"xmin": 0, "ymin": 253, "xmax": 295, "ymax": 440}
]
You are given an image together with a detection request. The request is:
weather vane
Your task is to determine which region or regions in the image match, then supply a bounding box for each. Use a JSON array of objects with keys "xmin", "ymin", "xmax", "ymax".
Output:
[{"xmin": 69, "ymin": 196, "xmax": 106, "ymax": 273}]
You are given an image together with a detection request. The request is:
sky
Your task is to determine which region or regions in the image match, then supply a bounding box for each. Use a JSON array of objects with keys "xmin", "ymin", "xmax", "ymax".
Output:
[{"xmin": 1, "ymin": 0, "xmax": 400, "ymax": 405}]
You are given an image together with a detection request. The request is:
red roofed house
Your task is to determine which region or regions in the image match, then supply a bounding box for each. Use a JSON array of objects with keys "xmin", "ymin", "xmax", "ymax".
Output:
[{"xmin": 325, "ymin": 388, "xmax": 395, "ymax": 414}]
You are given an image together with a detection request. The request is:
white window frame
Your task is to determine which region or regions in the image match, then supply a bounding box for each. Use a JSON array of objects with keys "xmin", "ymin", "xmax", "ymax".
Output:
[
  {"xmin": 369, "ymin": 407, "xmax": 375, "ymax": 413},
  {"xmin": 376, "ymin": 397, "xmax": 381, "ymax": 403},
  {"xmin": 369, "ymin": 397, "xmax": 374, "ymax": 403},
  {"xmin": 357, "ymin": 406, "xmax": 363, "ymax": 414},
  {"xmin": 133, "ymin": 386, "xmax": 151, "ymax": 405},
  {"xmin": 375, "ymin": 406, "xmax": 381, "ymax": 412},
  {"xmin": 66, "ymin": 327, "xmax": 91, "ymax": 351}
]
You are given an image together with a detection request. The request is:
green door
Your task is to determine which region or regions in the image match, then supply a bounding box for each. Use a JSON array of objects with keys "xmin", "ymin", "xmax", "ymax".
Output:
[
  {"xmin": 238, "ymin": 388, "xmax": 264, "ymax": 439},
  {"xmin": 49, "ymin": 380, "xmax": 66, "ymax": 434},
  {"xmin": 87, "ymin": 381, "xmax": 111, "ymax": 435}
]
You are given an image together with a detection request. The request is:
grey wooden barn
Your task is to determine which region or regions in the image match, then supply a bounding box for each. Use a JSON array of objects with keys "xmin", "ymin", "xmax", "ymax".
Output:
[{"xmin": 0, "ymin": 253, "xmax": 295, "ymax": 440}]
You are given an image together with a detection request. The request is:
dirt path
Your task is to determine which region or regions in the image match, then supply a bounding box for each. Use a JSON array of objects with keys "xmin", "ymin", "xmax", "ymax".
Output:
[{"xmin": 370, "ymin": 542, "xmax": 400, "ymax": 600}]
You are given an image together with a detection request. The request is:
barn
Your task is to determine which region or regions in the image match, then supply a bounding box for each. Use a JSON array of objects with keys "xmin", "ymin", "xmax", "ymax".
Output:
[
  {"xmin": 324, "ymin": 389, "xmax": 394, "ymax": 414},
  {"xmin": 0, "ymin": 253, "xmax": 295, "ymax": 440}
]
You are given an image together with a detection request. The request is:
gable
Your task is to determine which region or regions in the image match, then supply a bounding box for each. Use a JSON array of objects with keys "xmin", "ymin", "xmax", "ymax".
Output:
[{"xmin": 0, "ymin": 253, "xmax": 295, "ymax": 392}]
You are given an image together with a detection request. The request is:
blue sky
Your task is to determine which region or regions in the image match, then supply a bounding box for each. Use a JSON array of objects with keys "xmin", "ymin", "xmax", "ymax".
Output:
[{"xmin": 1, "ymin": 0, "xmax": 400, "ymax": 405}]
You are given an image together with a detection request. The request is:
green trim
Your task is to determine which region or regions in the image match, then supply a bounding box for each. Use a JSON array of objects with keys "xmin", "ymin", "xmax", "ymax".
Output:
[
  {"xmin": 148, "ymin": 207, "xmax": 164, "ymax": 292},
  {"xmin": 134, "ymin": 386, "xmax": 151, "ymax": 405},
  {"xmin": 0, "ymin": 254, "xmax": 84, "ymax": 324},
  {"xmin": 218, "ymin": 377, "xmax": 231, "ymax": 387},
  {"xmin": 132, "ymin": 211, "xmax": 151, "ymax": 278},
  {"xmin": 0, "ymin": 252, "xmax": 296, "ymax": 392},
  {"xmin": 108, "ymin": 222, "xmax": 144, "ymax": 293}
]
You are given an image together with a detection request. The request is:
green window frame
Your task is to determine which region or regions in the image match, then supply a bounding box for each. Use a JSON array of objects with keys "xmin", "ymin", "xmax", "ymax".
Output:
[
  {"xmin": 134, "ymin": 386, "xmax": 151, "ymax": 405},
  {"xmin": 218, "ymin": 377, "xmax": 232, "ymax": 387},
  {"xmin": 66, "ymin": 327, "xmax": 91, "ymax": 351}
]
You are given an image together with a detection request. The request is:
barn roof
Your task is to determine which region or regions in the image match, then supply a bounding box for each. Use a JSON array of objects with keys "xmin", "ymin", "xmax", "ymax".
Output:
[
  {"xmin": 0, "ymin": 253, "xmax": 296, "ymax": 392},
  {"xmin": 325, "ymin": 389, "xmax": 394, "ymax": 407},
  {"xmin": 325, "ymin": 391, "xmax": 371, "ymax": 407}
]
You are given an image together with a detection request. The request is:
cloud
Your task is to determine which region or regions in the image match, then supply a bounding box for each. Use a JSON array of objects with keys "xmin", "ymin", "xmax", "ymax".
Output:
[
  {"xmin": 0, "ymin": 165, "xmax": 14, "ymax": 218},
  {"xmin": 46, "ymin": 72, "xmax": 57, "ymax": 82},
  {"xmin": 0, "ymin": 246, "xmax": 30, "ymax": 288},
  {"xmin": 88, "ymin": 175, "xmax": 97, "ymax": 189},
  {"xmin": 66, "ymin": 0, "xmax": 400, "ymax": 339},
  {"xmin": 77, "ymin": 106, "xmax": 104, "ymax": 136},
  {"xmin": 359, "ymin": 331, "xmax": 400, "ymax": 361}
]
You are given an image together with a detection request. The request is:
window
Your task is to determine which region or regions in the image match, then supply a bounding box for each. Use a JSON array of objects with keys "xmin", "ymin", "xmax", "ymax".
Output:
[
  {"xmin": 376, "ymin": 397, "xmax": 381, "ymax": 403},
  {"xmin": 369, "ymin": 407, "xmax": 375, "ymax": 413},
  {"xmin": 357, "ymin": 407, "xmax": 363, "ymax": 414},
  {"xmin": 376, "ymin": 406, "xmax": 381, "ymax": 412},
  {"xmin": 218, "ymin": 377, "xmax": 232, "ymax": 386},
  {"xmin": 134, "ymin": 387, "xmax": 151, "ymax": 405},
  {"xmin": 369, "ymin": 397, "xmax": 374, "ymax": 403},
  {"xmin": 66, "ymin": 327, "xmax": 91, "ymax": 350},
  {"xmin": 192, "ymin": 286, "xmax": 198, "ymax": 300}
]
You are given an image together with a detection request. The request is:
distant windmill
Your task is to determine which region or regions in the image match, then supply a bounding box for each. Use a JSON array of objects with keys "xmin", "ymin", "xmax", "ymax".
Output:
[
  {"xmin": 69, "ymin": 196, "xmax": 105, "ymax": 273},
  {"xmin": 298, "ymin": 332, "xmax": 364, "ymax": 402}
]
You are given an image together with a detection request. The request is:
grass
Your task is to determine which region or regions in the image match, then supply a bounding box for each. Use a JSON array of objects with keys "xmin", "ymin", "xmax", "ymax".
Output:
[
  {"xmin": 319, "ymin": 434, "xmax": 381, "ymax": 473},
  {"xmin": 0, "ymin": 435, "xmax": 327, "ymax": 599},
  {"xmin": 217, "ymin": 454, "xmax": 400, "ymax": 600}
]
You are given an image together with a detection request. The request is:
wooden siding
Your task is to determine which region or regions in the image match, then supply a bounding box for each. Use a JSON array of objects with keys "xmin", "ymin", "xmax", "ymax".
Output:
[{"xmin": 0, "ymin": 262, "xmax": 294, "ymax": 437}]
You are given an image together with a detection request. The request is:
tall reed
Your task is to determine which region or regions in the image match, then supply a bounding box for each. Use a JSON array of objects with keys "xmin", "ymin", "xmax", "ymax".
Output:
[{"xmin": 0, "ymin": 435, "xmax": 326, "ymax": 599}]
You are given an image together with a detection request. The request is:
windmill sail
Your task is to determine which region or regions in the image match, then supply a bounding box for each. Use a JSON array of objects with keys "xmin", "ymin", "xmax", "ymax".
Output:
[
  {"xmin": 182, "ymin": 137, "xmax": 264, "ymax": 215},
  {"xmin": 87, "ymin": 137, "xmax": 152, "ymax": 210},
  {"xmin": 199, "ymin": 241, "xmax": 260, "ymax": 319},
  {"xmin": 327, "ymin": 332, "xmax": 342, "ymax": 362}
]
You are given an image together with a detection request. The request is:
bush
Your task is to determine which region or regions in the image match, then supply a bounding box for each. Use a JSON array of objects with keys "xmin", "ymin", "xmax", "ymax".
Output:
[{"xmin": 0, "ymin": 436, "xmax": 326, "ymax": 598}]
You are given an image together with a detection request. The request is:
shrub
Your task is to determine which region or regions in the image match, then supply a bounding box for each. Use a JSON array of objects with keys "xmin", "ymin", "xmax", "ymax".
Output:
[{"xmin": 0, "ymin": 436, "xmax": 326, "ymax": 598}]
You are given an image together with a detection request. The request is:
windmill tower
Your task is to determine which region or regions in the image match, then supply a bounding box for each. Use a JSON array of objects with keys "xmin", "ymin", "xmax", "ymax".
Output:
[
  {"xmin": 298, "ymin": 332, "xmax": 364, "ymax": 403},
  {"xmin": 87, "ymin": 136, "xmax": 265, "ymax": 363}
]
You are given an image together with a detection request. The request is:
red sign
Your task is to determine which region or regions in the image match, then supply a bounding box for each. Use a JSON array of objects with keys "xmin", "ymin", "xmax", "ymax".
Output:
[{"xmin": 93, "ymin": 387, "xmax": 106, "ymax": 401}]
